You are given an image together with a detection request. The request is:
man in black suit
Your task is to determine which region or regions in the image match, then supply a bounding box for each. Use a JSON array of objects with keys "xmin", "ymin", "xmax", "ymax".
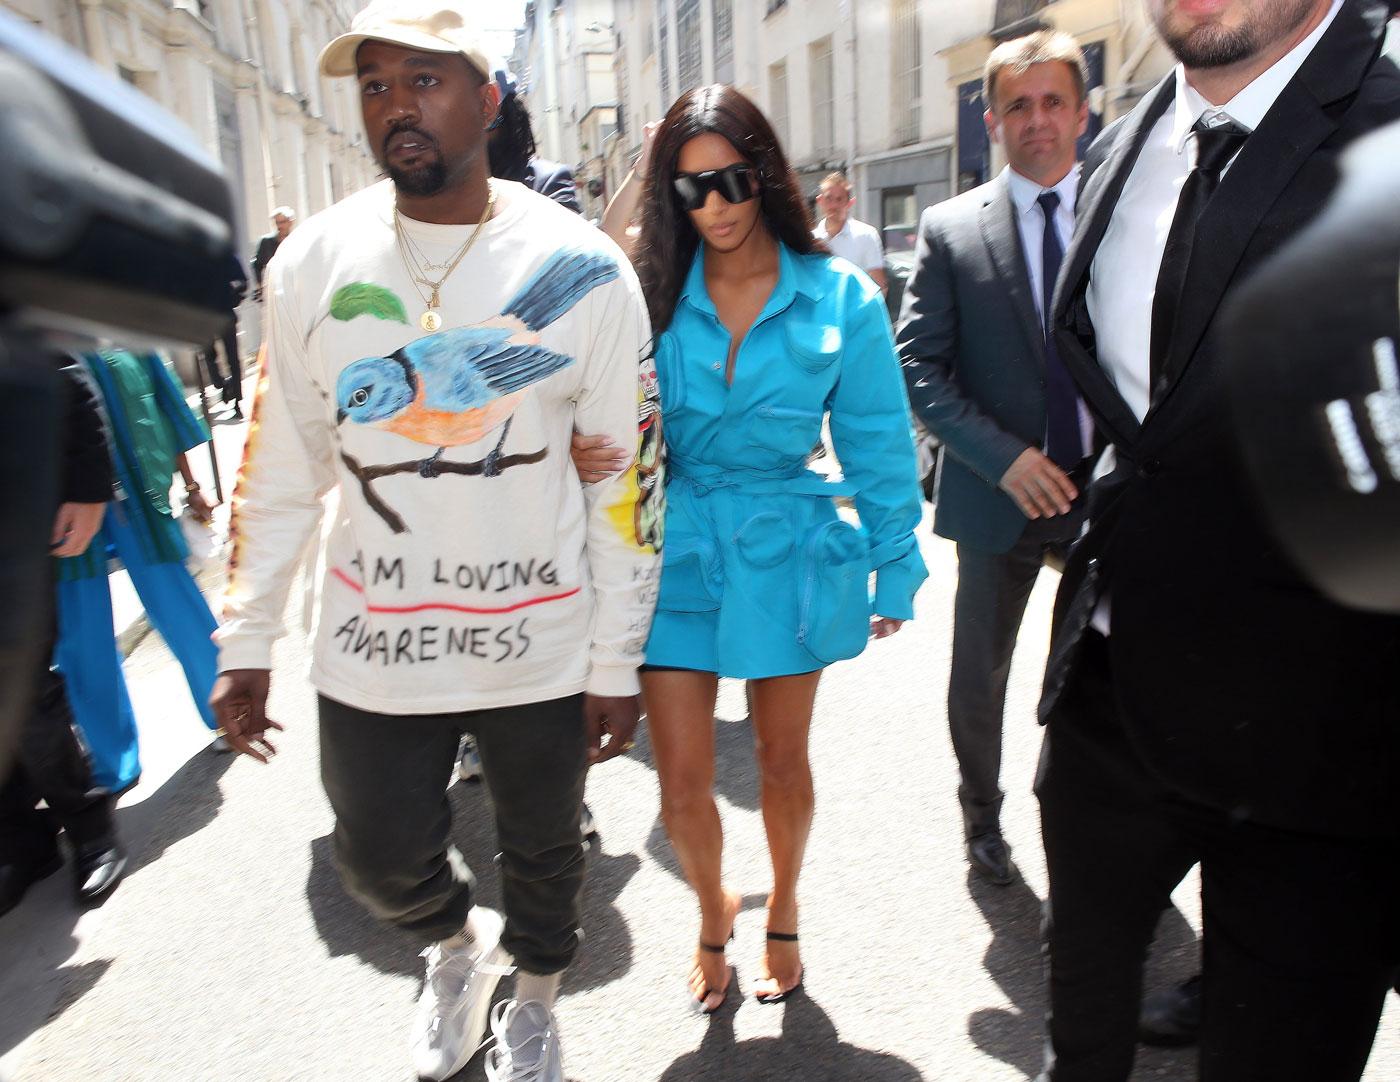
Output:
[
  {"xmin": 1037, "ymin": 1, "xmax": 1400, "ymax": 1079},
  {"xmin": 898, "ymin": 31, "xmax": 1094, "ymax": 885},
  {"xmin": 250, "ymin": 206, "xmax": 295, "ymax": 301}
]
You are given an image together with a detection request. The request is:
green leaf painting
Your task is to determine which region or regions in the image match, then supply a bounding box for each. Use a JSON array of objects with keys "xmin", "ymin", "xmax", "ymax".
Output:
[{"xmin": 329, "ymin": 283, "xmax": 409, "ymax": 325}]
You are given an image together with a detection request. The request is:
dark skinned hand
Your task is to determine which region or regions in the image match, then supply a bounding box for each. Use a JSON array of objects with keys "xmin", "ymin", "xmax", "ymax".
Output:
[
  {"xmin": 584, "ymin": 693, "xmax": 641, "ymax": 766},
  {"xmin": 209, "ymin": 668, "xmax": 283, "ymax": 763}
]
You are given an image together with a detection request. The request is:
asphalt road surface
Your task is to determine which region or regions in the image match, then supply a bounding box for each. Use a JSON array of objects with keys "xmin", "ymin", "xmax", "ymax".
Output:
[{"xmin": 2, "ymin": 509, "xmax": 1395, "ymax": 1081}]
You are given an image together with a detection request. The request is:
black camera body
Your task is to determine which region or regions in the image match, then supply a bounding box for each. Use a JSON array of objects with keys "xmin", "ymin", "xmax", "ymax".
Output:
[{"xmin": 0, "ymin": 10, "xmax": 236, "ymax": 348}]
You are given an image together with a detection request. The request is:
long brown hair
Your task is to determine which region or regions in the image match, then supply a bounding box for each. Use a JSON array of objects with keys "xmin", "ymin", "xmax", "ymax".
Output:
[{"xmin": 634, "ymin": 84, "xmax": 826, "ymax": 334}]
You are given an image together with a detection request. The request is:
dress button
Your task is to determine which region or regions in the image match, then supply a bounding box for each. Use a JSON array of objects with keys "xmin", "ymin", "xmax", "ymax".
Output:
[{"xmin": 712, "ymin": 362, "xmax": 722, "ymax": 371}]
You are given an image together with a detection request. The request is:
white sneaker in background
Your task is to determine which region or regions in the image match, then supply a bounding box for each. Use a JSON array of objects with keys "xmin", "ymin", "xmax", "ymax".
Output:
[
  {"xmin": 484, "ymin": 999, "xmax": 564, "ymax": 1082},
  {"xmin": 411, "ymin": 907, "xmax": 514, "ymax": 1080}
]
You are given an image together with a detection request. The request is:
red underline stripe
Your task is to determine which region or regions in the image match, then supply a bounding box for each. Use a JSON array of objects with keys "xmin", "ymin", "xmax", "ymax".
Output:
[{"xmin": 331, "ymin": 567, "xmax": 580, "ymax": 614}]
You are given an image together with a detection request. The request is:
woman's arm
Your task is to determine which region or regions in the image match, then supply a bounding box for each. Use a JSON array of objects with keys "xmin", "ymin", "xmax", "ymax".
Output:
[{"xmin": 600, "ymin": 122, "xmax": 659, "ymax": 261}]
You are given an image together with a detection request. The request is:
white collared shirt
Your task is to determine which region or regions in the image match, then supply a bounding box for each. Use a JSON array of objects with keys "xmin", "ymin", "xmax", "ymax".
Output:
[
  {"xmin": 1005, "ymin": 163, "xmax": 1094, "ymax": 459},
  {"xmin": 1084, "ymin": 0, "xmax": 1341, "ymax": 634},
  {"xmin": 1086, "ymin": 0, "xmax": 1342, "ymax": 426},
  {"xmin": 814, "ymin": 216, "xmax": 884, "ymax": 272},
  {"xmin": 1005, "ymin": 163, "xmax": 1079, "ymax": 325}
]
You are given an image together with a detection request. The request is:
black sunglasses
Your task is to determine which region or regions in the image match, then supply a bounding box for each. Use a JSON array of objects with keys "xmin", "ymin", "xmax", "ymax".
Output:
[{"xmin": 672, "ymin": 164, "xmax": 759, "ymax": 212}]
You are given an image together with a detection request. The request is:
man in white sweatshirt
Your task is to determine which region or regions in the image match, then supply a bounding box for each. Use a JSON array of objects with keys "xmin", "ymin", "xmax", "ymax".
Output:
[{"xmin": 209, "ymin": 4, "xmax": 662, "ymax": 1079}]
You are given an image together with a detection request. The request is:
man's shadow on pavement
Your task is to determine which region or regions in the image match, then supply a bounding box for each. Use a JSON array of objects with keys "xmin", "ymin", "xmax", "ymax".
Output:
[
  {"xmin": 0, "ymin": 747, "xmax": 232, "ymax": 1061},
  {"xmin": 305, "ymin": 780, "xmax": 642, "ymax": 991},
  {"xmin": 966, "ymin": 871, "xmax": 1198, "ymax": 1079},
  {"xmin": 658, "ymin": 992, "xmax": 923, "ymax": 1082}
]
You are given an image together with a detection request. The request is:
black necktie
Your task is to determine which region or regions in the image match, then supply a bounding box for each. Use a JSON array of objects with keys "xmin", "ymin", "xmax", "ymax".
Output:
[
  {"xmin": 1037, "ymin": 190, "xmax": 1081, "ymax": 468},
  {"xmin": 1149, "ymin": 115, "xmax": 1250, "ymax": 395}
]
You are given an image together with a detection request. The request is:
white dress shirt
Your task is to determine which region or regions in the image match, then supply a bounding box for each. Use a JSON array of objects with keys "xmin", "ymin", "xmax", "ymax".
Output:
[
  {"xmin": 1084, "ymin": 0, "xmax": 1341, "ymax": 633},
  {"xmin": 814, "ymin": 216, "xmax": 884, "ymax": 272},
  {"xmin": 1005, "ymin": 163, "xmax": 1094, "ymax": 459}
]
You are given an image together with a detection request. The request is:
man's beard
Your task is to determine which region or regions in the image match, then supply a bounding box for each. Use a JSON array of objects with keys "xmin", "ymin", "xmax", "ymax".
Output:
[
  {"xmin": 1156, "ymin": 0, "xmax": 1317, "ymax": 68},
  {"xmin": 388, "ymin": 158, "xmax": 448, "ymax": 197}
]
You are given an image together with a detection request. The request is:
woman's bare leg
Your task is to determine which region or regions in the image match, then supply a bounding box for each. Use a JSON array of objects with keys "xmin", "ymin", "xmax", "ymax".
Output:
[
  {"xmin": 749, "ymin": 669, "xmax": 822, "ymax": 998},
  {"xmin": 643, "ymin": 669, "xmax": 741, "ymax": 1011}
]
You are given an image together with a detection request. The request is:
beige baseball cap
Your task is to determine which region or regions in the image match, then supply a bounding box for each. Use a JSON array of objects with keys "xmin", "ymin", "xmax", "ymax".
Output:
[{"xmin": 319, "ymin": 1, "xmax": 494, "ymax": 80}]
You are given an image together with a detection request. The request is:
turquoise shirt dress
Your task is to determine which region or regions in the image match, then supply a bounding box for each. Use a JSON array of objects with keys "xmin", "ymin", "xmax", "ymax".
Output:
[{"xmin": 645, "ymin": 243, "xmax": 928, "ymax": 678}]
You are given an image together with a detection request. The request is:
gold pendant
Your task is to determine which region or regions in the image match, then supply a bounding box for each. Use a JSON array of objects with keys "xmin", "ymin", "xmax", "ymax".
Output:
[{"xmin": 420, "ymin": 310, "xmax": 442, "ymax": 332}]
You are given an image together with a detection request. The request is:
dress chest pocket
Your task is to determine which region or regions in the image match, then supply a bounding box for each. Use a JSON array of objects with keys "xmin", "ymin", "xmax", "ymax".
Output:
[
  {"xmin": 797, "ymin": 519, "xmax": 871, "ymax": 665},
  {"xmin": 785, "ymin": 321, "xmax": 842, "ymax": 374}
]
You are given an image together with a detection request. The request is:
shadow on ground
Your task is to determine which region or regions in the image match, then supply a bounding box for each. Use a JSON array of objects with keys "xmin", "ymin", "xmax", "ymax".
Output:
[
  {"xmin": 305, "ymin": 777, "xmax": 643, "ymax": 991},
  {"xmin": 0, "ymin": 746, "xmax": 232, "ymax": 1060},
  {"xmin": 658, "ymin": 992, "xmax": 923, "ymax": 1082},
  {"xmin": 966, "ymin": 870, "xmax": 1200, "ymax": 1080}
]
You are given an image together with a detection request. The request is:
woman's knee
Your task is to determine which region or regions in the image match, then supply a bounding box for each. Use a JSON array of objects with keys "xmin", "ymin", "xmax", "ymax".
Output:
[
  {"xmin": 755, "ymin": 739, "xmax": 813, "ymax": 795},
  {"xmin": 659, "ymin": 773, "xmax": 717, "ymax": 825}
]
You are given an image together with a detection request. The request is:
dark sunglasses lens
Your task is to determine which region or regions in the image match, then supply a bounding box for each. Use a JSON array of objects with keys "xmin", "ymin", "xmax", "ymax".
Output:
[
  {"xmin": 718, "ymin": 167, "xmax": 754, "ymax": 204},
  {"xmin": 673, "ymin": 176, "xmax": 704, "ymax": 211}
]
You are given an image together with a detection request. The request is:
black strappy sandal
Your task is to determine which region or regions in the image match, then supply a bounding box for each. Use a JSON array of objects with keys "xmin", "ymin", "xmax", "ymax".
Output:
[
  {"xmin": 694, "ymin": 929, "xmax": 734, "ymax": 1015},
  {"xmin": 755, "ymin": 931, "xmax": 804, "ymax": 1004}
]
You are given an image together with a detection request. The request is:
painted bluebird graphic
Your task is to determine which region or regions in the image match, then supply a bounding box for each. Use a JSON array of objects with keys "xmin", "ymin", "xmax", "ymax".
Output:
[{"xmin": 336, "ymin": 250, "xmax": 619, "ymax": 479}]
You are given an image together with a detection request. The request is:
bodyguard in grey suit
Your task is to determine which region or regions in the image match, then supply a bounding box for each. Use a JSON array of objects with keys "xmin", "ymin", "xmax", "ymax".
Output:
[{"xmin": 896, "ymin": 31, "xmax": 1093, "ymax": 885}]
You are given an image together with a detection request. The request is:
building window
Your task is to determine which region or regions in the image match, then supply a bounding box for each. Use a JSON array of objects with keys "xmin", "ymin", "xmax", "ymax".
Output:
[
  {"xmin": 713, "ymin": 0, "xmax": 734, "ymax": 85},
  {"xmin": 890, "ymin": 0, "xmax": 921, "ymax": 145},
  {"xmin": 616, "ymin": 37, "xmax": 629, "ymax": 140},
  {"xmin": 768, "ymin": 59, "xmax": 790, "ymax": 150},
  {"xmin": 657, "ymin": 0, "xmax": 672, "ymax": 107},
  {"xmin": 676, "ymin": 0, "xmax": 701, "ymax": 94},
  {"xmin": 881, "ymin": 187, "xmax": 919, "ymax": 253},
  {"xmin": 956, "ymin": 79, "xmax": 989, "ymax": 193},
  {"xmin": 809, "ymin": 36, "xmax": 834, "ymax": 159}
]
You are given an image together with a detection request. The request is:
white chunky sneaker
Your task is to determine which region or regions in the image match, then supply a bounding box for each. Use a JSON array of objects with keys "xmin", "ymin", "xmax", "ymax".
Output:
[
  {"xmin": 457, "ymin": 736, "xmax": 483, "ymax": 783},
  {"xmin": 411, "ymin": 908, "xmax": 515, "ymax": 1080},
  {"xmin": 484, "ymin": 1000, "xmax": 564, "ymax": 1082}
]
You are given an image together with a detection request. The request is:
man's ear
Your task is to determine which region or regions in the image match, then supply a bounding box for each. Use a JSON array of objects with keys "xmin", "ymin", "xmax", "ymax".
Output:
[
  {"xmin": 984, "ymin": 108, "xmax": 1002, "ymax": 146},
  {"xmin": 480, "ymin": 80, "xmax": 501, "ymax": 125}
]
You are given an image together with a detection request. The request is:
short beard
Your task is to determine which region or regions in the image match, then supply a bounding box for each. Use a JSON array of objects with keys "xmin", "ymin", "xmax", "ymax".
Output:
[
  {"xmin": 1156, "ymin": 0, "xmax": 1317, "ymax": 69},
  {"xmin": 388, "ymin": 159, "xmax": 447, "ymax": 198}
]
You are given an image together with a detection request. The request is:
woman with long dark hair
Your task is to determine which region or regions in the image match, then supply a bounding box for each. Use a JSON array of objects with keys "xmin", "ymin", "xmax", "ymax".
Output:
[{"xmin": 618, "ymin": 85, "xmax": 928, "ymax": 1013}]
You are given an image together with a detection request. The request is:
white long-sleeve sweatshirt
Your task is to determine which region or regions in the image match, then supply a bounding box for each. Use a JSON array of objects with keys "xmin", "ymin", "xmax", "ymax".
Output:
[{"xmin": 216, "ymin": 180, "xmax": 664, "ymax": 713}]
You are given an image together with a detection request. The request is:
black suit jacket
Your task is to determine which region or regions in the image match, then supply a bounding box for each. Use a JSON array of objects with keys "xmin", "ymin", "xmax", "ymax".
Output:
[
  {"xmin": 898, "ymin": 172, "xmax": 1061, "ymax": 553},
  {"xmin": 525, "ymin": 157, "xmax": 583, "ymax": 215},
  {"xmin": 1043, "ymin": 0, "xmax": 1400, "ymax": 839}
]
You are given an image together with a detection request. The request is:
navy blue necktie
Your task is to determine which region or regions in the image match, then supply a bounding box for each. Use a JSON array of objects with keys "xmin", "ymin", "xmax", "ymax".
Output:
[{"xmin": 1037, "ymin": 190, "xmax": 1082, "ymax": 468}]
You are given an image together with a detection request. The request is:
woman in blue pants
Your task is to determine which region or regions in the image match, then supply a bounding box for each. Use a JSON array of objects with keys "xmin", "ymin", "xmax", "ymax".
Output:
[{"xmin": 54, "ymin": 349, "xmax": 221, "ymax": 792}]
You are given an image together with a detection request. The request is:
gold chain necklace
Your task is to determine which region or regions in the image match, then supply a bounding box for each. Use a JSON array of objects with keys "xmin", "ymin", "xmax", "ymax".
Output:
[{"xmin": 394, "ymin": 182, "xmax": 497, "ymax": 332}]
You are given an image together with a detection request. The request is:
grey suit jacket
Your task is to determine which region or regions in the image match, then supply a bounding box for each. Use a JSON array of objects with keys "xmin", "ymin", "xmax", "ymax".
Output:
[{"xmin": 895, "ymin": 172, "xmax": 1051, "ymax": 554}]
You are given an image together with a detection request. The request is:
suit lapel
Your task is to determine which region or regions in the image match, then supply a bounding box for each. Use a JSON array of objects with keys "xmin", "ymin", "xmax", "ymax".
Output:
[
  {"xmin": 978, "ymin": 175, "xmax": 1046, "ymax": 366},
  {"xmin": 1051, "ymin": 78, "xmax": 1175, "ymax": 449},
  {"xmin": 1149, "ymin": 0, "xmax": 1384, "ymax": 414}
]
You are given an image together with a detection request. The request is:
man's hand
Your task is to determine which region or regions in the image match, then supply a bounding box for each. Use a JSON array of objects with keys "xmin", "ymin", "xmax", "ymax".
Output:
[
  {"xmin": 210, "ymin": 669, "xmax": 283, "ymax": 763},
  {"xmin": 186, "ymin": 488, "xmax": 218, "ymax": 524},
  {"xmin": 570, "ymin": 431, "xmax": 631, "ymax": 483},
  {"xmin": 999, "ymin": 448, "xmax": 1078, "ymax": 519},
  {"xmin": 584, "ymin": 694, "xmax": 640, "ymax": 766},
  {"xmin": 50, "ymin": 501, "xmax": 106, "ymax": 557}
]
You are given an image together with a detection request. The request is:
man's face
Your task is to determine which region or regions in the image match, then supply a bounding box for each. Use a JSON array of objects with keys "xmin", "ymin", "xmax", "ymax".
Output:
[
  {"xmin": 986, "ymin": 61, "xmax": 1088, "ymax": 184},
  {"xmin": 1148, "ymin": 0, "xmax": 1323, "ymax": 68},
  {"xmin": 815, "ymin": 183, "xmax": 852, "ymax": 228},
  {"xmin": 273, "ymin": 214, "xmax": 292, "ymax": 239},
  {"xmin": 356, "ymin": 41, "xmax": 498, "ymax": 198}
]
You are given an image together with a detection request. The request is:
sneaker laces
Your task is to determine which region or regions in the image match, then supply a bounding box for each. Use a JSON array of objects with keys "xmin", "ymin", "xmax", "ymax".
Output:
[
  {"xmin": 420, "ymin": 941, "xmax": 515, "ymax": 1004},
  {"xmin": 484, "ymin": 1001, "xmax": 555, "ymax": 1082}
]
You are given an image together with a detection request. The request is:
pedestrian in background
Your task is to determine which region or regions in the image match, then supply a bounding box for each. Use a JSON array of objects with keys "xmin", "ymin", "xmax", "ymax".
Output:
[
  {"xmin": 621, "ymin": 84, "xmax": 927, "ymax": 1013},
  {"xmin": 1, "ymin": 358, "xmax": 126, "ymax": 917},
  {"xmin": 55, "ymin": 349, "xmax": 221, "ymax": 794},
  {"xmin": 250, "ymin": 206, "xmax": 295, "ymax": 302},
  {"xmin": 487, "ymin": 68, "xmax": 582, "ymax": 213},
  {"xmin": 1037, "ymin": 1, "xmax": 1400, "ymax": 1078},
  {"xmin": 897, "ymin": 30, "xmax": 1093, "ymax": 887},
  {"xmin": 812, "ymin": 171, "xmax": 887, "ymax": 293}
]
